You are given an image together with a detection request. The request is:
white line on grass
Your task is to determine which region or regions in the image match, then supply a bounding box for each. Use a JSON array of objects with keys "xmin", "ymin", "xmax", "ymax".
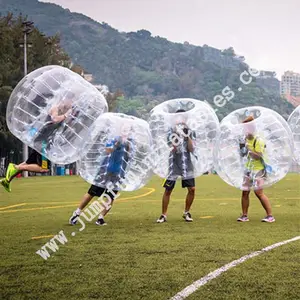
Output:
[{"xmin": 170, "ymin": 236, "xmax": 300, "ymax": 300}]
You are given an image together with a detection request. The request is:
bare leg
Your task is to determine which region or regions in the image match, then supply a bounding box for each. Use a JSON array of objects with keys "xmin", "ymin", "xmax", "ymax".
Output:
[
  {"xmin": 7, "ymin": 162, "xmax": 48, "ymax": 183},
  {"xmin": 254, "ymin": 189, "xmax": 272, "ymax": 216},
  {"xmin": 241, "ymin": 191, "xmax": 250, "ymax": 216},
  {"xmin": 185, "ymin": 187, "xmax": 195, "ymax": 212},
  {"xmin": 100, "ymin": 202, "xmax": 113, "ymax": 218},
  {"xmin": 162, "ymin": 189, "xmax": 173, "ymax": 215},
  {"xmin": 78, "ymin": 193, "xmax": 93, "ymax": 210},
  {"xmin": 16, "ymin": 163, "xmax": 49, "ymax": 173}
]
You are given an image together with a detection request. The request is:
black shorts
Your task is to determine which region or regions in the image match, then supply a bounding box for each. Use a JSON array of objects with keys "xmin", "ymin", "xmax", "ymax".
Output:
[
  {"xmin": 163, "ymin": 178, "xmax": 195, "ymax": 191},
  {"xmin": 88, "ymin": 185, "xmax": 119, "ymax": 200},
  {"xmin": 26, "ymin": 149, "xmax": 50, "ymax": 169},
  {"xmin": 26, "ymin": 150, "xmax": 42, "ymax": 166}
]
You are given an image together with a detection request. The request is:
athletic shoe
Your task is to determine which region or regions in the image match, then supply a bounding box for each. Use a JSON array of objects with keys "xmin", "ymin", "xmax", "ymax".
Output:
[
  {"xmin": 69, "ymin": 211, "xmax": 80, "ymax": 225},
  {"xmin": 6, "ymin": 163, "xmax": 19, "ymax": 182},
  {"xmin": 1, "ymin": 179, "xmax": 11, "ymax": 193},
  {"xmin": 183, "ymin": 212, "xmax": 193, "ymax": 222},
  {"xmin": 237, "ymin": 215, "xmax": 249, "ymax": 222},
  {"xmin": 261, "ymin": 215, "xmax": 275, "ymax": 223},
  {"xmin": 156, "ymin": 215, "xmax": 167, "ymax": 223},
  {"xmin": 96, "ymin": 218, "xmax": 107, "ymax": 226}
]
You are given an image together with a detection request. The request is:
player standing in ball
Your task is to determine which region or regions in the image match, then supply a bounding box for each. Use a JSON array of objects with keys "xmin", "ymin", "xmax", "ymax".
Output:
[
  {"xmin": 237, "ymin": 116, "xmax": 275, "ymax": 223},
  {"xmin": 156, "ymin": 109, "xmax": 196, "ymax": 223}
]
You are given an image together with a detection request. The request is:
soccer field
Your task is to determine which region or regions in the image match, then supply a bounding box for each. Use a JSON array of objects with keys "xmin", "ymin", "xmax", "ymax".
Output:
[{"xmin": 0, "ymin": 174, "xmax": 299, "ymax": 300}]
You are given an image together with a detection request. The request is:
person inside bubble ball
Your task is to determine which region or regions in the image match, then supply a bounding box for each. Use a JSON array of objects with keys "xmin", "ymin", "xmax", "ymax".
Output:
[
  {"xmin": 156, "ymin": 109, "xmax": 196, "ymax": 223},
  {"xmin": 1, "ymin": 98, "xmax": 74, "ymax": 193},
  {"xmin": 98, "ymin": 124, "xmax": 134, "ymax": 186},
  {"xmin": 237, "ymin": 115, "xmax": 275, "ymax": 223},
  {"xmin": 69, "ymin": 125, "xmax": 134, "ymax": 226},
  {"xmin": 33, "ymin": 96, "xmax": 74, "ymax": 151}
]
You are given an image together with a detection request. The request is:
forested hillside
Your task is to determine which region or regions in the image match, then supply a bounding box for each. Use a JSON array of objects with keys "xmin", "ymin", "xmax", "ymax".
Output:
[{"xmin": 0, "ymin": 0, "xmax": 293, "ymax": 121}]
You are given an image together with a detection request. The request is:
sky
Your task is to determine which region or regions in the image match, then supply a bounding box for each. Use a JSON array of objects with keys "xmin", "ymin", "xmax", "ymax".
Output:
[{"xmin": 41, "ymin": 0, "xmax": 300, "ymax": 78}]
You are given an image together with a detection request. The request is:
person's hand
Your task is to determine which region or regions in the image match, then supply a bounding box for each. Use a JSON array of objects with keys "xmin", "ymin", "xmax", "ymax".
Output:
[
  {"xmin": 64, "ymin": 108, "xmax": 73, "ymax": 119},
  {"xmin": 248, "ymin": 151, "xmax": 260, "ymax": 160}
]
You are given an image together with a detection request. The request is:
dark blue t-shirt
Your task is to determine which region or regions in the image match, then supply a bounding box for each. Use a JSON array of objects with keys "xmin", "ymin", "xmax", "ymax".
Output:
[{"xmin": 106, "ymin": 137, "xmax": 128, "ymax": 173}]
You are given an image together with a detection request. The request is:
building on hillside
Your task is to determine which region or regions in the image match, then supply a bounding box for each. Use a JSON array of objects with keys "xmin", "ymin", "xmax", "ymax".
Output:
[
  {"xmin": 280, "ymin": 71, "xmax": 300, "ymax": 107},
  {"xmin": 280, "ymin": 71, "xmax": 300, "ymax": 97}
]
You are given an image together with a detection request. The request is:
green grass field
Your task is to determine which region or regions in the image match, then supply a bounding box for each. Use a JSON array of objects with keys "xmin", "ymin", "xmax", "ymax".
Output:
[{"xmin": 0, "ymin": 174, "xmax": 299, "ymax": 300}]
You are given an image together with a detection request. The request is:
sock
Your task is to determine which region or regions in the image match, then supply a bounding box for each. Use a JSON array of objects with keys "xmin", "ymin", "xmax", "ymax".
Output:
[
  {"xmin": 75, "ymin": 208, "xmax": 81, "ymax": 215},
  {"xmin": 98, "ymin": 214, "xmax": 104, "ymax": 220}
]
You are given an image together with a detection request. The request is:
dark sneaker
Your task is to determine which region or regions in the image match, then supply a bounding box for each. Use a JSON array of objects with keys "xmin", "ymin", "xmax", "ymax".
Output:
[
  {"xmin": 261, "ymin": 215, "xmax": 275, "ymax": 223},
  {"xmin": 69, "ymin": 211, "xmax": 80, "ymax": 225},
  {"xmin": 96, "ymin": 218, "xmax": 107, "ymax": 226},
  {"xmin": 156, "ymin": 215, "xmax": 167, "ymax": 223},
  {"xmin": 1, "ymin": 179, "xmax": 11, "ymax": 192},
  {"xmin": 237, "ymin": 215, "xmax": 249, "ymax": 222},
  {"xmin": 183, "ymin": 212, "xmax": 193, "ymax": 222}
]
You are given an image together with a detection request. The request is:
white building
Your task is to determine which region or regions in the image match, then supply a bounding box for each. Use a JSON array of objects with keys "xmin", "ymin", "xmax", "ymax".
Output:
[{"xmin": 280, "ymin": 71, "xmax": 300, "ymax": 96}]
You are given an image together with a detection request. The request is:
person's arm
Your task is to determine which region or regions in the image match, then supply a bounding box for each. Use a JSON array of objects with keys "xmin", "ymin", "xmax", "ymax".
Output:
[
  {"xmin": 248, "ymin": 151, "xmax": 262, "ymax": 160},
  {"xmin": 186, "ymin": 129, "xmax": 195, "ymax": 152},
  {"xmin": 187, "ymin": 137, "xmax": 194, "ymax": 152},
  {"xmin": 248, "ymin": 138, "xmax": 264, "ymax": 159}
]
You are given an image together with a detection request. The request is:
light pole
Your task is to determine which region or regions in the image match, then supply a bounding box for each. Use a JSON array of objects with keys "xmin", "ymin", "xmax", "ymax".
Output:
[{"xmin": 21, "ymin": 21, "xmax": 34, "ymax": 177}]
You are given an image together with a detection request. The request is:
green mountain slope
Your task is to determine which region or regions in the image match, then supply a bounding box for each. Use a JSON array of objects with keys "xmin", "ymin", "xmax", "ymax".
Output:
[{"xmin": 0, "ymin": 0, "xmax": 293, "ymax": 119}]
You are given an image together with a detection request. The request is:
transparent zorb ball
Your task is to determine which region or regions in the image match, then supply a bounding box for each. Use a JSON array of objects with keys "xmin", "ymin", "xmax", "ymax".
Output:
[
  {"xmin": 78, "ymin": 113, "xmax": 153, "ymax": 191},
  {"xmin": 288, "ymin": 106, "xmax": 300, "ymax": 166},
  {"xmin": 214, "ymin": 106, "xmax": 294, "ymax": 191},
  {"xmin": 6, "ymin": 65, "xmax": 108, "ymax": 164},
  {"xmin": 148, "ymin": 98, "xmax": 220, "ymax": 180}
]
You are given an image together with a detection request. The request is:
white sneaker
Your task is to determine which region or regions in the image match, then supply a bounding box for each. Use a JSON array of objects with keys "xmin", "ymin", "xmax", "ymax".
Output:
[
  {"xmin": 183, "ymin": 212, "xmax": 193, "ymax": 222},
  {"xmin": 69, "ymin": 211, "xmax": 80, "ymax": 225},
  {"xmin": 261, "ymin": 215, "xmax": 275, "ymax": 223},
  {"xmin": 156, "ymin": 215, "xmax": 167, "ymax": 223}
]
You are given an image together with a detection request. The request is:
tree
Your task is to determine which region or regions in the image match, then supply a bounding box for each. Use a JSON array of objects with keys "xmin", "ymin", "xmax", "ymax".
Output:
[{"xmin": 0, "ymin": 13, "xmax": 71, "ymax": 161}]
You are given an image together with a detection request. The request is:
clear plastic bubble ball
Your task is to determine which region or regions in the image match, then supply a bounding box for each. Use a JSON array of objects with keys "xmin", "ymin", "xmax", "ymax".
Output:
[
  {"xmin": 78, "ymin": 113, "xmax": 153, "ymax": 191},
  {"xmin": 148, "ymin": 98, "xmax": 220, "ymax": 180},
  {"xmin": 288, "ymin": 106, "xmax": 300, "ymax": 166},
  {"xmin": 6, "ymin": 65, "xmax": 108, "ymax": 164},
  {"xmin": 214, "ymin": 106, "xmax": 294, "ymax": 191}
]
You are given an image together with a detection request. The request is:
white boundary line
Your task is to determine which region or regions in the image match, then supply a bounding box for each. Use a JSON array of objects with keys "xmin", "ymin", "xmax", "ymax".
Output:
[{"xmin": 170, "ymin": 236, "xmax": 300, "ymax": 300}]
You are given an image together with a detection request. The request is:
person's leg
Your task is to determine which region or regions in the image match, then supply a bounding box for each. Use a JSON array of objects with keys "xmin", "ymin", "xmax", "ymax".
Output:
[
  {"xmin": 162, "ymin": 188, "xmax": 173, "ymax": 215},
  {"xmin": 14, "ymin": 163, "xmax": 48, "ymax": 176},
  {"xmin": 254, "ymin": 172, "xmax": 275, "ymax": 222},
  {"xmin": 237, "ymin": 190, "xmax": 251, "ymax": 222},
  {"xmin": 241, "ymin": 190, "xmax": 250, "ymax": 216},
  {"xmin": 157, "ymin": 179, "xmax": 175, "ymax": 223},
  {"xmin": 185, "ymin": 187, "xmax": 195, "ymax": 209},
  {"xmin": 96, "ymin": 188, "xmax": 119, "ymax": 225},
  {"xmin": 69, "ymin": 185, "xmax": 99, "ymax": 225},
  {"xmin": 182, "ymin": 179, "xmax": 195, "ymax": 222},
  {"xmin": 6, "ymin": 150, "xmax": 49, "ymax": 183},
  {"xmin": 254, "ymin": 189, "xmax": 274, "ymax": 222},
  {"xmin": 184, "ymin": 179, "xmax": 195, "ymax": 212},
  {"xmin": 78, "ymin": 193, "xmax": 94, "ymax": 211}
]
